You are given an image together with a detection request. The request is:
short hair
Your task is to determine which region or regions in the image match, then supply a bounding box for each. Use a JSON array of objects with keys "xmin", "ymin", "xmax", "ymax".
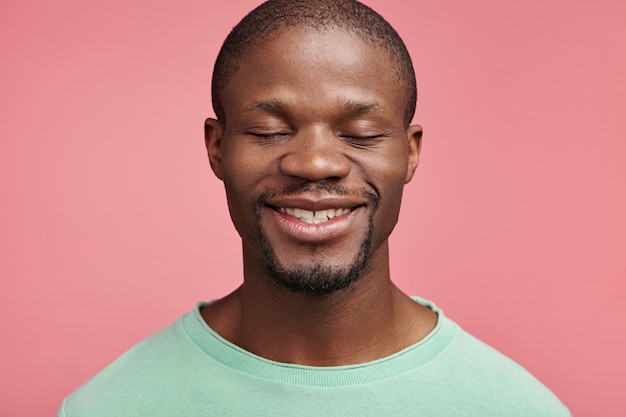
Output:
[{"xmin": 211, "ymin": 0, "xmax": 417, "ymax": 127}]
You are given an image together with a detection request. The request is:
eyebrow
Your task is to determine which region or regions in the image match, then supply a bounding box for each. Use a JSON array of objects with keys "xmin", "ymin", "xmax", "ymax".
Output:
[
  {"xmin": 244, "ymin": 99, "xmax": 386, "ymax": 115},
  {"xmin": 244, "ymin": 100, "xmax": 287, "ymax": 113},
  {"xmin": 340, "ymin": 99, "xmax": 383, "ymax": 114}
]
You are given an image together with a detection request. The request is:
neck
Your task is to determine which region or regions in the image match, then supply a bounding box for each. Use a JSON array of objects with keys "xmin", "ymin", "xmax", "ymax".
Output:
[{"xmin": 201, "ymin": 244, "xmax": 436, "ymax": 366}]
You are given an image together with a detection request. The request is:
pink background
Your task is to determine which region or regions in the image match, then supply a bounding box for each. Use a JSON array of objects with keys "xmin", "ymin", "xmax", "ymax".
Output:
[{"xmin": 1, "ymin": 0, "xmax": 625, "ymax": 415}]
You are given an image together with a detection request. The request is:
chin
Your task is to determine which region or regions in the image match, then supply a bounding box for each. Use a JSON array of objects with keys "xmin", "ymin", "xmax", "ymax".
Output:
[
  {"xmin": 265, "ymin": 262, "xmax": 366, "ymax": 295},
  {"xmin": 259, "ymin": 226, "xmax": 374, "ymax": 296}
]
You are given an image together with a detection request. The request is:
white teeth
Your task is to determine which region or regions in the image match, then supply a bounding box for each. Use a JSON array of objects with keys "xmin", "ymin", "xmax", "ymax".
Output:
[{"xmin": 278, "ymin": 207, "xmax": 351, "ymax": 224}]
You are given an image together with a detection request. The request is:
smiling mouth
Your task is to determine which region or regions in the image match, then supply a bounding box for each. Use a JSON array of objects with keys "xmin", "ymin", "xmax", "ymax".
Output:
[{"xmin": 277, "ymin": 207, "xmax": 353, "ymax": 224}]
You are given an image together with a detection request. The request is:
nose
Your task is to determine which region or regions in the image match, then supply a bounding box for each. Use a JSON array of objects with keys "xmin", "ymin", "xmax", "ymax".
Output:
[{"xmin": 279, "ymin": 127, "xmax": 351, "ymax": 182}]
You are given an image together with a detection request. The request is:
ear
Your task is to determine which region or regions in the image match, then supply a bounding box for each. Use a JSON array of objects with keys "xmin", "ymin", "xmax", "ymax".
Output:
[
  {"xmin": 404, "ymin": 124, "xmax": 423, "ymax": 183},
  {"xmin": 204, "ymin": 118, "xmax": 224, "ymax": 180}
]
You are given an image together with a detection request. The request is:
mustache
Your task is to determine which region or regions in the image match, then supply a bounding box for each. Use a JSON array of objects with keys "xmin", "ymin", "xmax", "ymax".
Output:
[{"xmin": 253, "ymin": 181, "xmax": 379, "ymax": 210}]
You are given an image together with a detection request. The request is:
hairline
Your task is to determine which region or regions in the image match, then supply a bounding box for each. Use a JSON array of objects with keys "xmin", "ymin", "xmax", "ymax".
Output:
[{"xmin": 211, "ymin": 3, "xmax": 417, "ymax": 127}]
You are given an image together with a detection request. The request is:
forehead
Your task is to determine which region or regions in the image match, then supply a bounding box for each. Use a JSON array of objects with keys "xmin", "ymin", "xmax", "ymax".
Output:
[{"xmin": 220, "ymin": 27, "xmax": 405, "ymax": 121}]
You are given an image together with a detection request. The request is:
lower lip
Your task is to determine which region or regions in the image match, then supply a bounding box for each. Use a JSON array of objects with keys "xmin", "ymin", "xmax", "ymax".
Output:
[{"xmin": 268, "ymin": 207, "xmax": 361, "ymax": 242}]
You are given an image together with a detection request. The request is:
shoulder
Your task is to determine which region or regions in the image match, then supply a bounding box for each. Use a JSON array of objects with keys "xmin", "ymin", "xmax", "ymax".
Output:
[
  {"xmin": 428, "ymin": 317, "xmax": 571, "ymax": 416},
  {"xmin": 59, "ymin": 311, "xmax": 208, "ymax": 417},
  {"xmin": 406, "ymin": 297, "xmax": 569, "ymax": 416}
]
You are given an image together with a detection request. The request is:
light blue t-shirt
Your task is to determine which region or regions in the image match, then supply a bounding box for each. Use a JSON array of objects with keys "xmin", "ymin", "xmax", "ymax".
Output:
[{"xmin": 59, "ymin": 298, "xmax": 570, "ymax": 416}]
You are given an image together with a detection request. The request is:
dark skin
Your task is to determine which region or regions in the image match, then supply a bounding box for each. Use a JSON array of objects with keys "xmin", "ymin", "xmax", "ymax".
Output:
[{"xmin": 203, "ymin": 27, "xmax": 437, "ymax": 366}]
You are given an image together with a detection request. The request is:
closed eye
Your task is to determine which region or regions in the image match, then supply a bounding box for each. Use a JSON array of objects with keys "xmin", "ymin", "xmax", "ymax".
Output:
[
  {"xmin": 339, "ymin": 134, "xmax": 385, "ymax": 141},
  {"xmin": 246, "ymin": 132, "xmax": 291, "ymax": 141}
]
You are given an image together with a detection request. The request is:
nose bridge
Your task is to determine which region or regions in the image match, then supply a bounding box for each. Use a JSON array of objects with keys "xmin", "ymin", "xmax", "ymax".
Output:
[{"xmin": 279, "ymin": 124, "xmax": 351, "ymax": 181}]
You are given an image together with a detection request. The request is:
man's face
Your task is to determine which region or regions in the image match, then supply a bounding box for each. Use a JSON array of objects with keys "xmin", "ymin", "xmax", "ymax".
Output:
[{"xmin": 206, "ymin": 27, "xmax": 421, "ymax": 294}]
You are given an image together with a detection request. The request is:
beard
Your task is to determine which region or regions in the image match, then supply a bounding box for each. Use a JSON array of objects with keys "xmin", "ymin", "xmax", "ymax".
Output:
[{"xmin": 252, "ymin": 182, "xmax": 378, "ymax": 296}]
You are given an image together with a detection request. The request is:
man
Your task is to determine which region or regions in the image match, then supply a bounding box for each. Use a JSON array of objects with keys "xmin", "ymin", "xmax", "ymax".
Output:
[{"xmin": 59, "ymin": 0, "xmax": 570, "ymax": 415}]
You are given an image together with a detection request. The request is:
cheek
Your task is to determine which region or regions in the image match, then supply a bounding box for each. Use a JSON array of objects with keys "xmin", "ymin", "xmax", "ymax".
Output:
[
  {"xmin": 220, "ymin": 144, "xmax": 279, "ymax": 239},
  {"xmin": 220, "ymin": 156, "xmax": 258, "ymax": 237},
  {"xmin": 220, "ymin": 142, "xmax": 261, "ymax": 194},
  {"xmin": 371, "ymin": 181, "xmax": 405, "ymax": 246},
  {"xmin": 362, "ymin": 149, "xmax": 409, "ymax": 236},
  {"xmin": 357, "ymin": 145, "xmax": 409, "ymax": 195},
  {"xmin": 222, "ymin": 180, "xmax": 250, "ymax": 241}
]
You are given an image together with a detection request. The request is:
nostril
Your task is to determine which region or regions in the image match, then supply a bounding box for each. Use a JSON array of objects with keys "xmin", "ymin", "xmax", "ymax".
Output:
[{"xmin": 279, "ymin": 149, "xmax": 351, "ymax": 181}]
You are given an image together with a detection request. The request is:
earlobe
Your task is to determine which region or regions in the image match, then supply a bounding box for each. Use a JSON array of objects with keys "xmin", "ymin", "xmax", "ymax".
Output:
[
  {"xmin": 405, "ymin": 124, "xmax": 423, "ymax": 183},
  {"xmin": 204, "ymin": 118, "xmax": 224, "ymax": 180}
]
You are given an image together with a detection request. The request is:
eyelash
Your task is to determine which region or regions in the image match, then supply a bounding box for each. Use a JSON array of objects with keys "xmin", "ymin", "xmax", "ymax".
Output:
[
  {"xmin": 248, "ymin": 132, "xmax": 290, "ymax": 140},
  {"xmin": 339, "ymin": 134, "xmax": 384, "ymax": 141},
  {"xmin": 246, "ymin": 132, "xmax": 386, "ymax": 143}
]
